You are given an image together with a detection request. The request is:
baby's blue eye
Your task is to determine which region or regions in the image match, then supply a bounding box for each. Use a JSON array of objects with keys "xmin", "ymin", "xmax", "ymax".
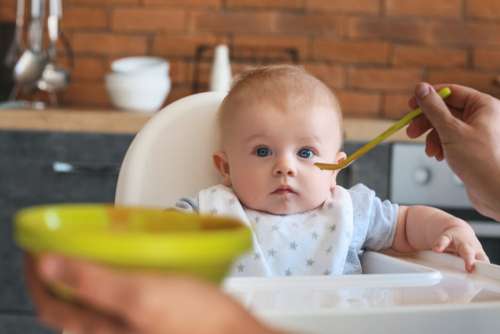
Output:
[
  {"xmin": 255, "ymin": 146, "xmax": 271, "ymax": 157},
  {"xmin": 297, "ymin": 148, "xmax": 315, "ymax": 159}
]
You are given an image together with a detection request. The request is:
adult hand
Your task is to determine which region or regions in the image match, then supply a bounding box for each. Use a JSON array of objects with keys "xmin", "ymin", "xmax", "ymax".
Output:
[
  {"xmin": 407, "ymin": 82, "xmax": 500, "ymax": 221},
  {"xmin": 25, "ymin": 254, "xmax": 282, "ymax": 334}
]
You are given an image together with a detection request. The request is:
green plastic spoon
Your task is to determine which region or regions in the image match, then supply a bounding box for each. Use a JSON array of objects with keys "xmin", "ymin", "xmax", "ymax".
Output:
[{"xmin": 315, "ymin": 87, "xmax": 452, "ymax": 171}]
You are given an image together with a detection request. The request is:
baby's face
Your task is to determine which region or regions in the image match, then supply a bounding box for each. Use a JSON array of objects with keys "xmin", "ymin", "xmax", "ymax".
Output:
[{"xmin": 215, "ymin": 101, "xmax": 344, "ymax": 215}]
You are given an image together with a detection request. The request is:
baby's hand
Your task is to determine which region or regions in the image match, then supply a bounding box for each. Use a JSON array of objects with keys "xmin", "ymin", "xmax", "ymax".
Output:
[{"xmin": 433, "ymin": 223, "xmax": 489, "ymax": 272}]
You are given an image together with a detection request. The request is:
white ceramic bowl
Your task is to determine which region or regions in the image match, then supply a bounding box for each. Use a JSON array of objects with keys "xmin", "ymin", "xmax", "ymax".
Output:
[
  {"xmin": 105, "ymin": 74, "xmax": 171, "ymax": 112},
  {"xmin": 111, "ymin": 57, "xmax": 169, "ymax": 77},
  {"xmin": 105, "ymin": 56, "xmax": 171, "ymax": 112}
]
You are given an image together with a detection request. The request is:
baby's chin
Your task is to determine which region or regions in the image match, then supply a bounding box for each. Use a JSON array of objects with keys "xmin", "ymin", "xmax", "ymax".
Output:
[
  {"xmin": 239, "ymin": 191, "xmax": 330, "ymax": 215},
  {"xmin": 246, "ymin": 202, "xmax": 323, "ymax": 216}
]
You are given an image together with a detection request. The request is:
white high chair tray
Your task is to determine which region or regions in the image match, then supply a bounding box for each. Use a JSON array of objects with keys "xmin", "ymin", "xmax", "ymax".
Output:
[{"xmin": 223, "ymin": 251, "xmax": 500, "ymax": 334}]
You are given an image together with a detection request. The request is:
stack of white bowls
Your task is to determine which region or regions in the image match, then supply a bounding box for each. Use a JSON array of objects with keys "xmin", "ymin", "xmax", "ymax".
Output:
[{"xmin": 105, "ymin": 57, "xmax": 171, "ymax": 112}]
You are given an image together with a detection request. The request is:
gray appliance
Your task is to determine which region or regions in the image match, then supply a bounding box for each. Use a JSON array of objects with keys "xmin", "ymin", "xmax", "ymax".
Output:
[{"xmin": 390, "ymin": 142, "xmax": 500, "ymax": 264}]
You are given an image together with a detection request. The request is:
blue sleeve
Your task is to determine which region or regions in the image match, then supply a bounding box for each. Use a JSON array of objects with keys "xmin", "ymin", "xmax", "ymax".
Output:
[{"xmin": 348, "ymin": 183, "xmax": 399, "ymax": 252}]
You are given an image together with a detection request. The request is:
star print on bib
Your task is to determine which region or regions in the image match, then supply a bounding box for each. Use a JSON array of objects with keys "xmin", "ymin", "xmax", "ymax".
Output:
[{"xmin": 198, "ymin": 184, "xmax": 354, "ymax": 277}]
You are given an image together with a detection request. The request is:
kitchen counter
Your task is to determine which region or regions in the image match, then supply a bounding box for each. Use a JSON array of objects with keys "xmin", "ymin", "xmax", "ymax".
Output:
[
  {"xmin": 0, "ymin": 109, "xmax": 149, "ymax": 134},
  {"xmin": 0, "ymin": 108, "xmax": 423, "ymax": 141}
]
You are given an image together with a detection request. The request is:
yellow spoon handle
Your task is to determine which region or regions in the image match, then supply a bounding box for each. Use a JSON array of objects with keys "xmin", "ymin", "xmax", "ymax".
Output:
[{"xmin": 315, "ymin": 87, "xmax": 452, "ymax": 171}]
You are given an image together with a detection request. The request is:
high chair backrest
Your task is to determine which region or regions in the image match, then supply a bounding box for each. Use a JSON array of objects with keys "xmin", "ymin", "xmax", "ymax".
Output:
[{"xmin": 115, "ymin": 92, "xmax": 227, "ymax": 208}]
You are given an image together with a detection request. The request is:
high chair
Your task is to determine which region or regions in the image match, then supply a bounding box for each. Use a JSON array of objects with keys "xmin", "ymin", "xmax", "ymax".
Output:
[
  {"xmin": 116, "ymin": 92, "xmax": 226, "ymax": 207},
  {"xmin": 115, "ymin": 93, "xmax": 500, "ymax": 334}
]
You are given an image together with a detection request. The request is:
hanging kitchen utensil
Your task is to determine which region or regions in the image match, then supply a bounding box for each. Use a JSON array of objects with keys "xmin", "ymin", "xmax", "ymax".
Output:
[
  {"xmin": 38, "ymin": 0, "xmax": 70, "ymax": 103},
  {"xmin": 4, "ymin": 0, "xmax": 25, "ymax": 68},
  {"xmin": 13, "ymin": 0, "xmax": 47, "ymax": 86}
]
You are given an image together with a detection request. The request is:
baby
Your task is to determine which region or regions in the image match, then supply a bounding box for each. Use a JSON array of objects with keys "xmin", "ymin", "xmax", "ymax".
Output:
[{"xmin": 175, "ymin": 65, "xmax": 488, "ymax": 276}]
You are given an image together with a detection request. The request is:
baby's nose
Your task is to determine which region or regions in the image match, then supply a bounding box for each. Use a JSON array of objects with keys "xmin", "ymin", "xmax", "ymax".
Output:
[{"xmin": 273, "ymin": 156, "xmax": 297, "ymax": 177}]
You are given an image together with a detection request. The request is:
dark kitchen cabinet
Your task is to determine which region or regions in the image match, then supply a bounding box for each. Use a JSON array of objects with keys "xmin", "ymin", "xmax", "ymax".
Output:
[{"xmin": 0, "ymin": 130, "xmax": 134, "ymax": 332}]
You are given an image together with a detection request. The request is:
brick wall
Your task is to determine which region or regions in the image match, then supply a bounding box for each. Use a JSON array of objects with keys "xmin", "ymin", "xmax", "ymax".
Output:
[{"xmin": 1, "ymin": 0, "xmax": 500, "ymax": 118}]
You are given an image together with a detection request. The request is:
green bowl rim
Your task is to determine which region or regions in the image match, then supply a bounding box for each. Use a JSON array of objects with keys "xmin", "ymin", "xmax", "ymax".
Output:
[{"xmin": 15, "ymin": 203, "xmax": 252, "ymax": 267}]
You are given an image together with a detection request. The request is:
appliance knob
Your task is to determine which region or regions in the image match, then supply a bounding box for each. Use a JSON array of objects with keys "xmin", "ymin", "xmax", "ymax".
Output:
[{"xmin": 414, "ymin": 167, "xmax": 431, "ymax": 185}]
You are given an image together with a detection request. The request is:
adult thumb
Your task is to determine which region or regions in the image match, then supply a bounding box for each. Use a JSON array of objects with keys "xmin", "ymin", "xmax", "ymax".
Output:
[{"xmin": 415, "ymin": 82, "xmax": 460, "ymax": 139}]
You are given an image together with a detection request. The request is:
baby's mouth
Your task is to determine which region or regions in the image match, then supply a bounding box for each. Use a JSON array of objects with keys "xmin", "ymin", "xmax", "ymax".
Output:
[{"xmin": 271, "ymin": 185, "xmax": 297, "ymax": 195}]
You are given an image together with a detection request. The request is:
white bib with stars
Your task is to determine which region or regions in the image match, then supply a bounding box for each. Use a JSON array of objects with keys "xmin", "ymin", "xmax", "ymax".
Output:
[{"xmin": 198, "ymin": 184, "xmax": 354, "ymax": 277}]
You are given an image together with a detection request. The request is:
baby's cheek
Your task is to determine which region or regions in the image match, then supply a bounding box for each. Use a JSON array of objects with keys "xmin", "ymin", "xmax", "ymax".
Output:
[{"xmin": 308, "ymin": 175, "xmax": 332, "ymax": 197}]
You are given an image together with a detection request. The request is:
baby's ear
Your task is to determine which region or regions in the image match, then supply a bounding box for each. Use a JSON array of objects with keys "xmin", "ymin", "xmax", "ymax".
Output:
[{"xmin": 213, "ymin": 151, "xmax": 231, "ymax": 186}]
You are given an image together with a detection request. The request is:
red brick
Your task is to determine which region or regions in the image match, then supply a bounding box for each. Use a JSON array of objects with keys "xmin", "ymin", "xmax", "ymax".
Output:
[
  {"xmin": 336, "ymin": 90, "xmax": 382, "ymax": 117},
  {"xmin": 153, "ymin": 34, "xmax": 227, "ymax": 57},
  {"xmin": 428, "ymin": 69, "xmax": 500, "ymax": 96},
  {"xmin": 226, "ymin": 0, "xmax": 303, "ymax": 10},
  {"xmin": 474, "ymin": 49, "xmax": 500, "ymax": 69},
  {"xmin": 73, "ymin": 33, "xmax": 148, "ymax": 55},
  {"xmin": 0, "ymin": 0, "xmax": 15, "ymax": 7},
  {"xmin": 382, "ymin": 93, "xmax": 413, "ymax": 119},
  {"xmin": 386, "ymin": 0, "xmax": 461, "ymax": 18},
  {"xmin": 393, "ymin": 45, "xmax": 467, "ymax": 67},
  {"xmin": 274, "ymin": 12, "xmax": 347, "ymax": 35},
  {"xmin": 72, "ymin": 57, "xmax": 107, "ymax": 80},
  {"xmin": 112, "ymin": 8, "xmax": 186, "ymax": 32},
  {"xmin": 65, "ymin": 0, "xmax": 140, "ymax": 6},
  {"xmin": 466, "ymin": 0, "xmax": 500, "ymax": 19},
  {"xmin": 312, "ymin": 39, "xmax": 390, "ymax": 64},
  {"xmin": 303, "ymin": 63, "xmax": 345, "ymax": 89},
  {"xmin": 167, "ymin": 59, "xmax": 189, "ymax": 83},
  {"xmin": 143, "ymin": 0, "xmax": 220, "ymax": 8},
  {"xmin": 166, "ymin": 83, "xmax": 194, "ymax": 104},
  {"xmin": 63, "ymin": 7, "xmax": 108, "ymax": 30},
  {"xmin": 431, "ymin": 22, "xmax": 500, "ymax": 47},
  {"xmin": 233, "ymin": 35, "xmax": 309, "ymax": 61},
  {"xmin": 187, "ymin": 60, "xmax": 212, "ymax": 88},
  {"xmin": 188, "ymin": 60, "xmax": 259, "ymax": 89},
  {"xmin": 307, "ymin": 0, "xmax": 380, "ymax": 14},
  {"xmin": 348, "ymin": 68, "xmax": 422, "ymax": 91},
  {"xmin": 0, "ymin": 3, "xmax": 15, "ymax": 22},
  {"xmin": 62, "ymin": 81, "xmax": 110, "ymax": 108},
  {"xmin": 348, "ymin": 17, "xmax": 433, "ymax": 44},
  {"xmin": 191, "ymin": 11, "xmax": 274, "ymax": 34}
]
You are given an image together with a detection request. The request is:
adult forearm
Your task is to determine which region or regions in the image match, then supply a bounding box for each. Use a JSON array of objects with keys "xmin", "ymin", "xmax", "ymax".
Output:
[{"xmin": 466, "ymin": 171, "xmax": 500, "ymax": 222}]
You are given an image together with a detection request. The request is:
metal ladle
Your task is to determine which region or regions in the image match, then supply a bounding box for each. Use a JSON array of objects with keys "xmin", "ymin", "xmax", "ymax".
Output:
[
  {"xmin": 4, "ymin": 0, "xmax": 25, "ymax": 68},
  {"xmin": 37, "ymin": 0, "xmax": 70, "ymax": 98},
  {"xmin": 13, "ymin": 0, "xmax": 47, "ymax": 86}
]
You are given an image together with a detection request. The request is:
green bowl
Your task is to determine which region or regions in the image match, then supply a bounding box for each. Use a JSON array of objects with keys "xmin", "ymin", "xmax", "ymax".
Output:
[{"xmin": 15, "ymin": 204, "xmax": 252, "ymax": 283}]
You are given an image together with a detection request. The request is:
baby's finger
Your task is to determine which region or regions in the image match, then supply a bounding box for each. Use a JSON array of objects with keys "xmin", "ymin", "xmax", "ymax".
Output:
[
  {"xmin": 475, "ymin": 251, "xmax": 490, "ymax": 263},
  {"xmin": 433, "ymin": 235, "xmax": 451, "ymax": 252},
  {"xmin": 456, "ymin": 243, "xmax": 476, "ymax": 272}
]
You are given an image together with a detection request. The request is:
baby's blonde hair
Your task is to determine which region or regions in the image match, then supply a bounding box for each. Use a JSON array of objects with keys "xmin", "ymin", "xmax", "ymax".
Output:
[{"xmin": 217, "ymin": 64, "xmax": 343, "ymax": 145}]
